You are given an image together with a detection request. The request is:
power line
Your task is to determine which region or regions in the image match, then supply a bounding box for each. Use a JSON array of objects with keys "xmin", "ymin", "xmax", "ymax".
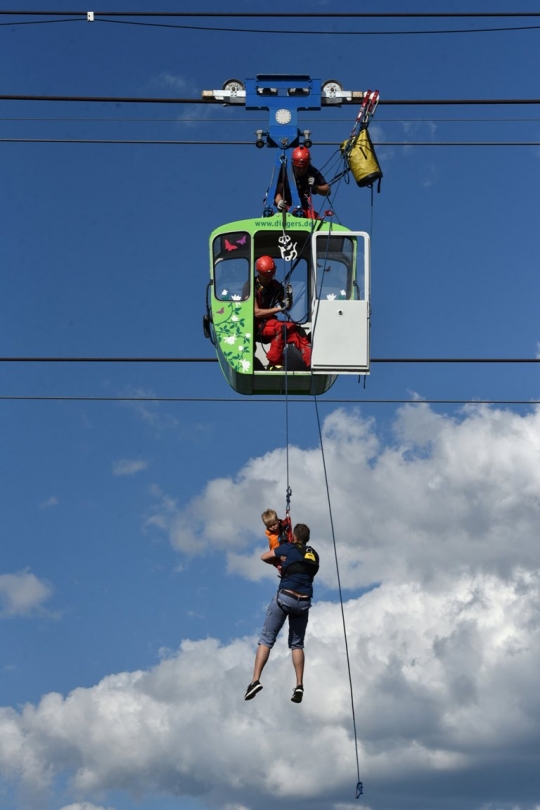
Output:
[
  {"xmin": 0, "ymin": 396, "xmax": 537, "ymax": 405},
  {"xmin": 94, "ymin": 19, "xmax": 540, "ymax": 36},
  {"xmin": 2, "ymin": 138, "xmax": 540, "ymax": 146},
  {"xmin": 3, "ymin": 116, "xmax": 540, "ymax": 123},
  {"xmin": 2, "ymin": 95, "xmax": 540, "ymax": 106},
  {"xmin": 2, "ymin": 11, "xmax": 540, "ymax": 37},
  {"xmin": 2, "ymin": 12, "xmax": 540, "ymax": 17},
  {"xmin": 0, "ymin": 357, "xmax": 538, "ymax": 364}
]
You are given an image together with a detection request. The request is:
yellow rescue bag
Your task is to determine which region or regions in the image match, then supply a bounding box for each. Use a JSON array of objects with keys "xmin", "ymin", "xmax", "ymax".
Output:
[{"xmin": 341, "ymin": 127, "xmax": 383, "ymax": 191}]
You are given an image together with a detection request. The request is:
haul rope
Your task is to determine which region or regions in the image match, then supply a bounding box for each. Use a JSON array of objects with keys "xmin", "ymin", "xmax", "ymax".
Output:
[
  {"xmin": 283, "ymin": 322, "xmax": 292, "ymax": 521},
  {"xmin": 313, "ymin": 395, "xmax": 363, "ymax": 798}
]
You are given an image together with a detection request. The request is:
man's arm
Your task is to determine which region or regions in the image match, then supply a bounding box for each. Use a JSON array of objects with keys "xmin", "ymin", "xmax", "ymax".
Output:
[
  {"xmin": 261, "ymin": 549, "xmax": 277, "ymax": 565},
  {"xmin": 309, "ymin": 170, "xmax": 330, "ymax": 196},
  {"xmin": 254, "ymin": 302, "xmax": 284, "ymax": 319},
  {"xmin": 253, "ymin": 282, "xmax": 287, "ymax": 319}
]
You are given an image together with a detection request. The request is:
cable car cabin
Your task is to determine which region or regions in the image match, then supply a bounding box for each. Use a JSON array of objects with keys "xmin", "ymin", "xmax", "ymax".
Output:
[{"xmin": 204, "ymin": 215, "xmax": 370, "ymax": 395}]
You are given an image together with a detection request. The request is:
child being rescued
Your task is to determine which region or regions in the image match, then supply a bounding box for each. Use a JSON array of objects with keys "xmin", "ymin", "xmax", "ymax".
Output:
[{"xmin": 261, "ymin": 509, "xmax": 293, "ymax": 573}]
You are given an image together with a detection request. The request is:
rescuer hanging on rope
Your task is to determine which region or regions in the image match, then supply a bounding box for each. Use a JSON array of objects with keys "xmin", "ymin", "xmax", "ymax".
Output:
[
  {"xmin": 244, "ymin": 523, "xmax": 319, "ymax": 704},
  {"xmin": 274, "ymin": 146, "xmax": 330, "ymax": 219}
]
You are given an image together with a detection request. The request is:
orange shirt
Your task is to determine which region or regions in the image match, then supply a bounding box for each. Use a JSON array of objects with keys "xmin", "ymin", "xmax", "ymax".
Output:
[{"xmin": 265, "ymin": 528, "xmax": 281, "ymax": 551}]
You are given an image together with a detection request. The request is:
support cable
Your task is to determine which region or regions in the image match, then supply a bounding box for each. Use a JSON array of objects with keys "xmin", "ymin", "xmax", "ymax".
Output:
[
  {"xmin": 0, "ymin": 396, "xmax": 538, "ymax": 405},
  {"xmin": 0, "ymin": 357, "xmax": 539, "ymax": 364},
  {"xmin": 3, "ymin": 139, "xmax": 540, "ymax": 146},
  {"xmin": 313, "ymin": 395, "xmax": 363, "ymax": 798},
  {"xmin": 2, "ymin": 95, "xmax": 540, "ymax": 106},
  {"xmin": 3, "ymin": 15, "xmax": 540, "ymax": 36},
  {"xmin": 284, "ymin": 324, "xmax": 292, "ymax": 521}
]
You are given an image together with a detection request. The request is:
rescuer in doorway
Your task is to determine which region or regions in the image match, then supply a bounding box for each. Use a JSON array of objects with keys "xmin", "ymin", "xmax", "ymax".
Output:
[{"xmin": 243, "ymin": 255, "xmax": 311, "ymax": 370}]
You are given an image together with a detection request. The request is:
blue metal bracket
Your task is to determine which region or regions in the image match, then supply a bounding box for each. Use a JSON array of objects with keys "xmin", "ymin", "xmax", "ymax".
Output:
[{"xmin": 245, "ymin": 74, "xmax": 321, "ymax": 150}]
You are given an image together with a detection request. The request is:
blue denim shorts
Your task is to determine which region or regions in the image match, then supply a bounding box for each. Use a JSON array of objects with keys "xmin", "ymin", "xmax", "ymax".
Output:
[{"xmin": 258, "ymin": 591, "xmax": 312, "ymax": 650}]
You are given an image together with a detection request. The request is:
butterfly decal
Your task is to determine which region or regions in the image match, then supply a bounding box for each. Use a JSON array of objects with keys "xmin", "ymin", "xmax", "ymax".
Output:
[
  {"xmin": 217, "ymin": 307, "xmax": 225, "ymax": 315},
  {"xmin": 236, "ymin": 235, "xmax": 247, "ymax": 245},
  {"xmin": 224, "ymin": 239, "xmax": 238, "ymax": 252}
]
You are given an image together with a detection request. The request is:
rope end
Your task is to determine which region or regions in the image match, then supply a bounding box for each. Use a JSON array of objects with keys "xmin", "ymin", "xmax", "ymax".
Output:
[{"xmin": 356, "ymin": 781, "xmax": 364, "ymax": 798}]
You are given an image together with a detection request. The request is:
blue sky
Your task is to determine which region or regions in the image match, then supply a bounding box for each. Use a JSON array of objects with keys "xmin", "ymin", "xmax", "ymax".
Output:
[{"xmin": 1, "ymin": 2, "xmax": 540, "ymax": 810}]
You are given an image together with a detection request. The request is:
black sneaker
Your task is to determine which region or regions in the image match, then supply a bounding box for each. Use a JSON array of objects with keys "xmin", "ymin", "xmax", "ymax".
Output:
[
  {"xmin": 291, "ymin": 685, "xmax": 304, "ymax": 703},
  {"xmin": 244, "ymin": 680, "xmax": 263, "ymax": 700}
]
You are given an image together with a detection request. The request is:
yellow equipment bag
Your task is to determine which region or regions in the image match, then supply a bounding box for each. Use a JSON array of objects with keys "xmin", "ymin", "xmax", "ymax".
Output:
[{"xmin": 341, "ymin": 127, "xmax": 383, "ymax": 191}]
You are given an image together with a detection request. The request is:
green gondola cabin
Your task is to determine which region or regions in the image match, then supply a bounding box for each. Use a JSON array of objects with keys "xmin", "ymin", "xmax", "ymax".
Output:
[{"xmin": 204, "ymin": 214, "xmax": 370, "ymax": 395}]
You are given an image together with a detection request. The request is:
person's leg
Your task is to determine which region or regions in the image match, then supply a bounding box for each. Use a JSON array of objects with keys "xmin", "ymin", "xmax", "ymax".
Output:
[
  {"xmin": 252, "ymin": 643, "xmax": 271, "ymax": 682},
  {"xmin": 287, "ymin": 600, "xmax": 310, "ymax": 688},
  {"xmin": 260, "ymin": 321, "xmax": 285, "ymax": 366},
  {"xmin": 287, "ymin": 325, "xmax": 311, "ymax": 367},
  {"xmin": 291, "ymin": 648, "xmax": 305, "ymax": 686},
  {"xmin": 245, "ymin": 595, "xmax": 286, "ymax": 699},
  {"xmin": 290, "ymin": 616, "xmax": 307, "ymax": 703}
]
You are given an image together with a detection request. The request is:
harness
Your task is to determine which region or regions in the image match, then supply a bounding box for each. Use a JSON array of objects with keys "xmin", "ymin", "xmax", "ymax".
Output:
[
  {"xmin": 281, "ymin": 545, "xmax": 319, "ymax": 579},
  {"xmin": 254, "ymin": 277, "xmax": 285, "ymax": 336}
]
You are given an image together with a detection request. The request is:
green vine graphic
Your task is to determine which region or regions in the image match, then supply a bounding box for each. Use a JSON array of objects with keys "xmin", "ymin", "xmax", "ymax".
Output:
[{"xmin": 213, "ymin": 300, "xmax": 253, "ymax": 374}]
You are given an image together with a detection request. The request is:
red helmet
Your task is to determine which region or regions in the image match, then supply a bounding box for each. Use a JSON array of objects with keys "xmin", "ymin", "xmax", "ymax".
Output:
[
  {"xmin": 255, "ymin": 255, "xmax": 276, "ymax": 276},
  {"xmin": 292, "ymin": 146, "xmax": 311, "ymax": 167}
]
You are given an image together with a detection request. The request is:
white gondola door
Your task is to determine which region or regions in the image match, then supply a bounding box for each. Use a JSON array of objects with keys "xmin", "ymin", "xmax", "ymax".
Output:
[{"xmin": 310, "ymin": 230, "xmax": 370, "ymax": 374}]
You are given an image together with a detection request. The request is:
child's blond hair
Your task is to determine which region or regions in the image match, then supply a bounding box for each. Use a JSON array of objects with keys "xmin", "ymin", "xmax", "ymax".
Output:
[{"xmin": 261, "ymin": 509, "xmax": 278, "ymax": 527}]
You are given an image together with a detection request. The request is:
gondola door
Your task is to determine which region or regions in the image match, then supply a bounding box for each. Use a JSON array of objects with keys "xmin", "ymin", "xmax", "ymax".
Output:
[{"xmin": 310, "ymin": 230, "xmax": 371, "ymax": 374}]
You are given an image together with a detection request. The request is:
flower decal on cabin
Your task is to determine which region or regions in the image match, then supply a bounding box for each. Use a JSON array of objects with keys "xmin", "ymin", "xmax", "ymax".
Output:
[
  {"xmin": 212, "ymin": 300, "xmax": 253, "ymax": 374},
  {"xmin": 231, "ymin": 294, "xmax": 242, "ymax": 301}
]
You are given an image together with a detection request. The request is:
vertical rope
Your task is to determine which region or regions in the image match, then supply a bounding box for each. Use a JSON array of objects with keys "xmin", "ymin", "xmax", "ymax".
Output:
[
  {"xmin": 313, "ymin": 396, "xmax": 363, "ymax": 799},
  {"xmin": 284, "ymin": 324, "xmax": 292, "ymax": 519}
]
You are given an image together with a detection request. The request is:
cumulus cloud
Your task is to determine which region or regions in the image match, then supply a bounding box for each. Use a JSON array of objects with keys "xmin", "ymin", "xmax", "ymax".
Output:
[
  {"xmin": 112, "ymin": 459, "xmax": 148, "ymax": 477},
  {"xmin": 60, "ymin": 804, "xmax": 114, "ymax": 810},
  {"xmin": 3, "ymin": 404, "xmax": 540, "ymax": 809},
  {"xmin": 0, "ymin": 570, "xmax": 53, "ymax": 618},
  {"xmin": 39, "ymin": 496, "xmax": 59, "ymax": 508},
  {"xmin": 149, "ymin": 404, "xmax": 540, "ymax": 591},
  {"xmin": 0, "ymin": 573, "xmax": 539, "ymax": 809}
]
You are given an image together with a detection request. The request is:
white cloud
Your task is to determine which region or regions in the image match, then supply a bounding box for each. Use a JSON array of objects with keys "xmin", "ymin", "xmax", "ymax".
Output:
[
  {"xmin": 112, "ymin": 459, "xmax": 148, "ymax": 477},
  {"xmin": 0, "ymin": 570, "xmax": 53, "ymax": 618},
  {"xmin": 121, "ymin": 387, "xmax": 181, "ymax": 432},
  {"xmin": 60, "ymin": 804, "xmax": 114, "ymax": 810},
  {"xmin": 148, "ymin": 72, "xmax": 193, "ymax": 94},
  {"xmin": 149, "ymin": 404, "xmax": 540, "ymax": 591},
  {"xmin": 39, "ymin": 496, "xmax": 59, "ymax": 508},
  {"xmin": 0, "ymin": 572, "xmax": 539, "ymax": 808},
  {"xmin": 3, "ymin": 404, "xmax": 540, "ymax": 809}
]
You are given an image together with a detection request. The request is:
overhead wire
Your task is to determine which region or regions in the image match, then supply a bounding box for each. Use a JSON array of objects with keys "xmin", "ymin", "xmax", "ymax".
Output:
[
  {"xmin": 93, "ymin": 19, "xmax": 540, "ymax": 36},
  {"xmin": 3, "ymin": 116, "xmax": 540, "ymax": 123},
  {"xmin": 0, "ymin": 396, "xmax": 538, "ymax": 404},
  {"xmin": 3, "ymin": 95, "xmax": 540, "ymax": 106},
  {"xmin": 3, "ymin": 11, "xmax": 540, "ymax": 17},
  {"xmin": 2, "ymin": 12, "xmax": 540, "ymax": 36},
  {"xmin": 3, "ymin": 139, "xmax": 540, "ymax": 146},
  {"xmin": 2, "ymin": 11, "xmax": 540, "ymax": 17},
  {"xmin": 0, "ymin": 357, "xmax": 538, "ymax": 364}
]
